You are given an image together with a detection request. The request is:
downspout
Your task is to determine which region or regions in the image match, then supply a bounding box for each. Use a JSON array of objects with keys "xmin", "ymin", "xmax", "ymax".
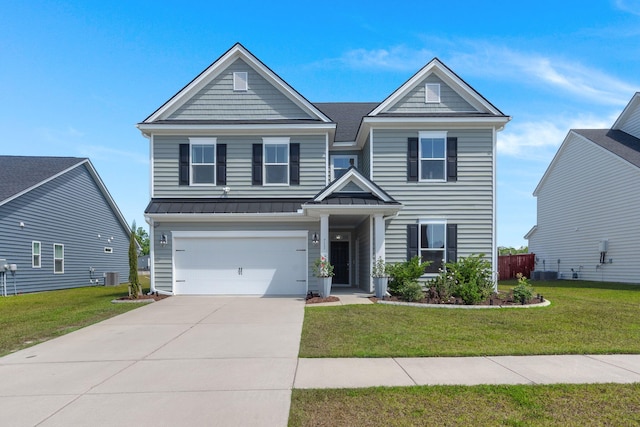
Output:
[{"xmin": 492, "ymin": 126, "xmax": 498, "ymax": 292}]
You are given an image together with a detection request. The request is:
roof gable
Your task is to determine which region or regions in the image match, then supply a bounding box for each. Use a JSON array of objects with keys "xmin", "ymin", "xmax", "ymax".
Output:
[
  {"xmin": 612, "ymin": 92, "xmax": 640, "ymax": 138},
  {"xmin": 313, "ymin": 167, "xmax": 397, "ymax": 203},
  {"xmin": 143, "ymin": 43, "xmax": 331, "ymax": 123},
  {"xmin": 369, "ymin": 58, "xmax": 504, "ymax": 116}
]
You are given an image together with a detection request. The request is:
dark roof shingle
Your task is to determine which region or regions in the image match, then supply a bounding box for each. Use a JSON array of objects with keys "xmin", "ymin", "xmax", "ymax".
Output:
[
  {"xmin": 314, "ymin": 102, "xmax": 379, "ymax": 142},
  {"xmin": 573, "ymin": 129, "xmax": 640, "ymax": 168}
]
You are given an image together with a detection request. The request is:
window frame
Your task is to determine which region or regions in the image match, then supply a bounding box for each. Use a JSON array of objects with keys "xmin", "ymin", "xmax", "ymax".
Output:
[
  {"xmin": 418, "ymin": 220, "xmax": 446, "ymax": 274},
  {"xmin": 32, "ymin": 241, "xmax": 41, "ymax": 268},
  {"xmin": 53, "ymin": 243, "xmax": 64, "ymax": 274},
  {"xmin": 263, "ymin": 137, "xmax": 290, "ymax": 186},
  {"xmin": 418, "ymin": 131, "xmax": 447, "ymax": 182},
  {"xmin": 330, "ymin": 155, "xmax": 358, "ymax": 180},
  {"xmin": 425, "ymin": 83, "xmax": 441, "ymax": 103},
  {"xmin": 189, "ymin": 138, "xmax": 217, "ymax": 186},
  {"xmin": 233, "ymin": 71, "xmax": 248, "ymax": 91}
]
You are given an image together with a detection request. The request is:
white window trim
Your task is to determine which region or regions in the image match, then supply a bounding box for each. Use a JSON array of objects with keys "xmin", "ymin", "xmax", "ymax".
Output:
[
  {"xmin": 32, "ymin": 241, "xmax": 41, "ymax": 268},
  {"xmin": 189, "ymin": 137, "xmax": 216, "ymax": 186},
  {"xmin": 425, "ymin": 83, "xmax": 441, "ymax": 103},
  {"xmin": 53, "ymin": 243, "xmax": 64, "ymax": 274},
  {"xmin": 330, "ymin": 155, "xmax": 358, "ymax": 180},
  {"xmin": 418, "ymin": 131, "xmax": 447, "ymax": 182},
  {"xmin": 263, "ymin": 137, "xmax": 290, "ymax": 186},
  {"xmin": 233, "ymin": 71, "xmax": 248, "ymax": 91},
  {"xmin": 418, "ymin": 219, "xmax": 447, "ymax": 274}
]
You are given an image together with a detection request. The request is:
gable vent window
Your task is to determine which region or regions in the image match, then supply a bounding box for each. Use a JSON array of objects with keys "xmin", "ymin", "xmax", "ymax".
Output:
[
  {"xmin": 233, "ymin": 71, "xmax": 248, "ymax": 91},
  {"xmin": 425, "ymin": 83, "xmax": 440, "ymax": 103}
]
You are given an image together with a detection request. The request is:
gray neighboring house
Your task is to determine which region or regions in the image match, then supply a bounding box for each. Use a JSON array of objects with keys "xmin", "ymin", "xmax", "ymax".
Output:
[
  {"xmin": 526, "ymin": 93, "xmax": 640, "ymax": 283},
  {"xmin": 0, "ymin": 156, "xmax": 131, "ymax": 294},
  {"xmin": 139, "ymin": 43, "xmax": 510, "ymax": 296}
]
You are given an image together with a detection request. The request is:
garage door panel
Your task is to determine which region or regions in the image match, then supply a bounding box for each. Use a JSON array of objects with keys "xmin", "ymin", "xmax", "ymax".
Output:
[{"xmin": 173, "ymin": 235, "xmax": 307, "ymax": 295}]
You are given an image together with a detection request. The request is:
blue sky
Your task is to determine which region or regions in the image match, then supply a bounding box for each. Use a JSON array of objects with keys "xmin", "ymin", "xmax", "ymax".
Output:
[{"xmin": 2, "ymin": 1, "xmax": 639, "ymax": 248}]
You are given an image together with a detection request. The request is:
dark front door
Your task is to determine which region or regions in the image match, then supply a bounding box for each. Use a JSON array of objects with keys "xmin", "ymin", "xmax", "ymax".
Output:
[{"xmin": 330, "ymin": 241, "xmax": 350, "ymax": 285}]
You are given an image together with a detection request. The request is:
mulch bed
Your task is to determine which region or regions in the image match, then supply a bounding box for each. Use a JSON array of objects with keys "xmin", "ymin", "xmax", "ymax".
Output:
[
  {"xmin": 116, "ymin": 293, "xmax": 170, "ymax": 302},
  {"xmin": 370, "ymin": 290, "xmax": 544, "ymax": 306},
  {"xmin": 305, "ymin": 292, "xmax": 340, "ymax": 304}
]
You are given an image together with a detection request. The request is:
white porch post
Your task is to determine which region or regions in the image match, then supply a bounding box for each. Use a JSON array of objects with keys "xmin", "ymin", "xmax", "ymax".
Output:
[
  {"xmin": 373, "ymin": 213, "xmax": 385, "ymax": 261},
  {"xmin": 320, "ymin": 214, "xmax": 329, "ymax": 257}
]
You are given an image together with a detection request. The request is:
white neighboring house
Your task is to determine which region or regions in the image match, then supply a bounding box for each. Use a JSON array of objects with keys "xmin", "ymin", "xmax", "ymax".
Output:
[{"xmin": 526, "ymin": 92, "xmax": 640, "ymax": 283}]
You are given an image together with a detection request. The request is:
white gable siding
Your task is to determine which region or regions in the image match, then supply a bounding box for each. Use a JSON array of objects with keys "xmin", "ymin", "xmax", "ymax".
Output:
[
  {"xmin": 168, "ymin": 58, "xmax": 313, "ymax": 121},
  {"xmin": 153, "ymin": 134, "xmax": 326, "ymax": 198},
  {"xmin": 386, "ymin": 75, "xmax": 477, "ymax": 114},
  {"xmin": 372, "ymin": 128, "xmax": 494, "ymax": 266},
  {"xmin": 529, "ymin": 134, "xmax": 640, "ymax": 283},
  {"xmin": 618, "ymin": 105, "xmax": 640, "ymax": 138}
]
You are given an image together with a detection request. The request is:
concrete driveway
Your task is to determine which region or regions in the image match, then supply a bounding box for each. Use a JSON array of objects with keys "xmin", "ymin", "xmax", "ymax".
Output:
[{"xmin": 0, "ymin": 296, "xmax": 305, "ymax": 427}]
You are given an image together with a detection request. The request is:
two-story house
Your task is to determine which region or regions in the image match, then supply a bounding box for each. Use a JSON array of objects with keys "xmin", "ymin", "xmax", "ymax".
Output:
[{"xmin": 139, "ymin": 43, "xmax": 510, "ymax": 296}]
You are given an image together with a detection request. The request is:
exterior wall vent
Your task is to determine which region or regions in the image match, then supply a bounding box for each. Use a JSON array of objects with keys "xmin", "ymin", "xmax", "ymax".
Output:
[{"xmin": 233, "ymin": 72, "xmax": 248, "ymax": 91}]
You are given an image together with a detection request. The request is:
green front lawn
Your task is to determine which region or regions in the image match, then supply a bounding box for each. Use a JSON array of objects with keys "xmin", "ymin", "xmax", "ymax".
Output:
[
  {"xmin": 300, "ymin": 280, "xmax": 640, "ymax": 357},
  {"xmin": 289, "ymin": 383, "xmax": 640, "ymax": 426},
  {"xmin": 0, "ymin": 277, "xmax": 150, "ymax": 356}
]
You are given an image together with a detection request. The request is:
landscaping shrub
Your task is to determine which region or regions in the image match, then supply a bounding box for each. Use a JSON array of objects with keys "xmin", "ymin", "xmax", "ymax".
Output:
[
  {"xmin": 387, "ymin": 256, "xmax": 428, "ymax": 294},
  {"xmin": 434, "ymin": 254, "xmax": 493, "ymax": 305},
  {"xmin": 400, "ymin": 281, "xmax": 425, "ymax": 302},
  {"xmin": 512, "ymin": 273, "xmax": 534, "ymax": 304},
  {"xmin": 429, "ymin": 269, "xmax": 455, "ymax": 300}
]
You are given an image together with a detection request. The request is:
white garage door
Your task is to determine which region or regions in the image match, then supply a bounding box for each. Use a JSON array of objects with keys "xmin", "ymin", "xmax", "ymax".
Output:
[{"xmin": 173, "ymin": 232, "xmax": 308, "ymax": 295}]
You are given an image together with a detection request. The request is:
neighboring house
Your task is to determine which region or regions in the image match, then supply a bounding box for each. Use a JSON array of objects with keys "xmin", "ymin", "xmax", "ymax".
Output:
[
  {"xmin": 526, "ymin": 93, "xmax": 640, "ymax": 283},
  {"xmin": 0, "ymin": 156, "xmax": 131, "ymax": 294},
  {"xmin": 139, "ymin": 43, "xmax": 510, "ymax": 296}
]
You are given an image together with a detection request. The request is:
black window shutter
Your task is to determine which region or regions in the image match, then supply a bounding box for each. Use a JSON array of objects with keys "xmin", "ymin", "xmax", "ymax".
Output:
[
  {"xmin": 290, "ymin": 143, "xmax": 300, "ymax": 185},
  {"xmin": 179, "ymin": 143, "xmax": 189, "ymax": 185},
  {"xmin": 447, "ymin": 137, "xmax": 457, "ymax": 182},
  {"xmin": 216, "ymin": 144, "xmax": 226, "ymax": 185},
  {"xmin": 252, "ymin": 144, "xmax": 262, "ymax": 185},
  {"xmin": 407, "ymin": 137, "xmax": 418, "ymax": 182},
  {"xmin": 446, "ymin": 224, "xmax": 457, "ymax": 263},
  {"xmin": 407, "ymin": 224, "xmax": 419, "ymax": 260}
]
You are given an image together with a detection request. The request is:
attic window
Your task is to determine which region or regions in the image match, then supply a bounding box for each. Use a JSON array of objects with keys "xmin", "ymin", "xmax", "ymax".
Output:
[
  {"xmin": 425, "ymin": 83, "xmax": 440, "ymax": 103},
  {"xmin": 233, "ymin": 72, "xmax": 248, "ymax": 91}
]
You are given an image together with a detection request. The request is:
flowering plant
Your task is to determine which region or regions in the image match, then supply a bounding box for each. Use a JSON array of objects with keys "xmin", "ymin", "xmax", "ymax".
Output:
[
  {"xmin": 371, "ymin": 257, "xmax": 388, "ymax": 278},
  {"xmin": 312, "ymin": 255, "xmax": 335, "ymax": 278}
]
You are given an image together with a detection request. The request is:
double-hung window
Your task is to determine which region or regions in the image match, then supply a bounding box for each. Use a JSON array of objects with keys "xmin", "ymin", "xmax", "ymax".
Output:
[
  {"xmin": 32, "ymin": 241, "xmax": 41, "ymax": 268},
  {"xmin": 331, "ymin": 155, "xmax": 357, "ymax": 180},
  {"xmin": 53, "ymin": 243, "xmax": 64, "ymax": 274},
  {"xmin": 419, "ymin": 131, "xmax": 446, "ymax": 181},
  {"xmin": 190, "ymin": 138, "xmax": 216, "ymax": 185},
  {"xmin": 419, "ymin": 221, "xmax": 445, "ymax": 273},
  {"xmin": 263, "ymin": 138, "xmax": 289, "ymax": 185}
]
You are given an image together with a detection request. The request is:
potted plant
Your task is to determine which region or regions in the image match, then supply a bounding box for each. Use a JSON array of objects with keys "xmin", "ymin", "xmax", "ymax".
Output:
[
  {"xmin": 371, "ymin": 257, "xmax": 389, "ymax": 299},
  {"xmin": 312, "ymin": 255, "xmax": 334, "ymax": 298}
]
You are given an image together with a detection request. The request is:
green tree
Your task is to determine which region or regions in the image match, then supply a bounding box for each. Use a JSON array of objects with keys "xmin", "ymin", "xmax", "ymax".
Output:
[
  {"xmin": 128, "ymin": 221, "xmax": 141, "ymax": 298},
  {"xmin": 134, "ymin": 226, "xmax": 150, "ymax": 255},
  {"xmin": 498, "ymin": 246, "xmax": 529, "ymax": 255}
]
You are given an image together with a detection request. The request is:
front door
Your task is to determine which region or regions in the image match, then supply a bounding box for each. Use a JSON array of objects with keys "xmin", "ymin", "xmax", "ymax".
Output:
[{"xmin": 330, "ymin": 241, "xmax": 350, "ymax": 285}]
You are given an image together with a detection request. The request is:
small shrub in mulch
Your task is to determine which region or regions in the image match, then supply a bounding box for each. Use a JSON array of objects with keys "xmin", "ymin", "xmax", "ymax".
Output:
[{"xmin": 305, "ymin": 292, "xmax": 340, "ymax": 304}]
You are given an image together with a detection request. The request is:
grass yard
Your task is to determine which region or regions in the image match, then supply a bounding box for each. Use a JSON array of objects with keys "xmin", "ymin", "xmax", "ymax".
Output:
[
  {"xmin": 0, "ymin": 276, "xmax": 150, "ymax": 356},
  {"xmin": 289, "ymin": 383, "xmax": 640, "ymax": 426},
  {"xmin": 300, "ymin": 280, "xmax": 640, "ymax": 357}
]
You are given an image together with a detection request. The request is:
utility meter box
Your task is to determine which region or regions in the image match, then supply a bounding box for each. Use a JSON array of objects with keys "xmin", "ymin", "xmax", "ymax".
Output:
[
  {"xmin": 9, "ymin": 264, "xmax": 17, "ymax": 272},
  {"xmin": 599, "ymin": 239, "xmax": 608, "ymax": 252}
]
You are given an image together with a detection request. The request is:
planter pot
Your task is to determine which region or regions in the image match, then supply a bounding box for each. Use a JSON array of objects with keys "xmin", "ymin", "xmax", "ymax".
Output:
[
  {"xmin": 373, "ymin": 277, "xmax": 388, "ymax": 299},
  {"xmin": 320, "ymin": 277, "xmax": 332, "ymax": 298}
]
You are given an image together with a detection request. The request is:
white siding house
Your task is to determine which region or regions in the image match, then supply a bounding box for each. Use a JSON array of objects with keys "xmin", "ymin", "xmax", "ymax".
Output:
[{"xmin": 527, "ymin": 93, "xmax": 640, "ymax": 283}]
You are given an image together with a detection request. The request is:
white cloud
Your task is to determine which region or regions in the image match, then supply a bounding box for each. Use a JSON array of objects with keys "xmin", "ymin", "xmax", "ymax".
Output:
[
  {"xmin": 498, "ymin": 113, "xmax": 618, "ymax": 160},
  {"xmin": 323, "ymin": 45, "xmax": 435, "ymax": 72},
  {"xmin": 77, "ymin": 145, "xmax": 148, "ymax": 165},
  {"xmin": 615, "ymin": 0, "xmax": 640, "ymax": 15}
]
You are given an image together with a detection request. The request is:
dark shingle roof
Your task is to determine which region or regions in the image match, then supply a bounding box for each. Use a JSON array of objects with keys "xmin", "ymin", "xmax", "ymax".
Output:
[
  {"xmin": 306, "ymin": 193, "xmax": 401, "ymax": 206},
  {"xmin": 314, "ymin": 102, "xmax": 379, "ymax": 142},
  {"xmin": 0, "ymin": 156, "xmax": 86, "ymax": 203},
  {"xmin": 145, "ymin": 198, "xmax": 309, "ymax": 214},
  {"xmin": 573, "ymin": 129, "xmax": 640, "ymax": 168}
]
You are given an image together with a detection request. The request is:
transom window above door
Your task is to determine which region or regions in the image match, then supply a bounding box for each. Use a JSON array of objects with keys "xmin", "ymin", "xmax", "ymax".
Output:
[
  {"xmin": 419, "ymin": 131, "xmax": 446, "ymax": 181},
  {"xmin": 263, "ymin": 138, "xmax": 289, "ymax": 185},
  {"xmin": 189, "ymin": 138, "xmax": 216, "ymax": 185},
  {"xmin": 331, "ymin": 155, "xmax": 357, "ymax": 180}
]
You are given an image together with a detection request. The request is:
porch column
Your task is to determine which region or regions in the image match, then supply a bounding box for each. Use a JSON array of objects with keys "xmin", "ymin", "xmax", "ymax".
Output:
[
  {"xmin": 320, "ymin": 214, "xmax": 329, "ymax": 257},
  {"xmin": 373, "ymin": 213, "xmax": 385, "ymax": 261}
]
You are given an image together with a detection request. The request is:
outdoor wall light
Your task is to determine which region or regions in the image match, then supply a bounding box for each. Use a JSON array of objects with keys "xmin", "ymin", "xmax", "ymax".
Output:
[
  {"xmin": 312, "ymin": 233, "xmax": 319, "ymax": 245},
  {"xmin": 159, "ymin": 233, "xmax": 168, "ymax": 247}
]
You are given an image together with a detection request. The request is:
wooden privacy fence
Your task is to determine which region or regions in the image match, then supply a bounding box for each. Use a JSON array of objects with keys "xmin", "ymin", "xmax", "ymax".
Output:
[{"xmin": 498, "ymin": 253, "xmax": 535, "ymax": 280}]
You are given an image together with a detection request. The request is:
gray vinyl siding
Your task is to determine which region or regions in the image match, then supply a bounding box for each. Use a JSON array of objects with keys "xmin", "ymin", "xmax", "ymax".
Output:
[
  {"xmin": 529, "ymin": 135, "xmax": 640, "ymax": 284},
  {"xmin": 386, "ymin": 75, "xmax": 477, "ymax": 113},
  {"xmin": 618, "ymin": 106, "xmax": 640, "ymax": 138},
  {"xmin": 152, "ymin": 220, "xmax": 319, "ymax": 293},
  {"xmin": 168, "ymin": 58, "xmax": 313, "ymax": 121},
  {"xmin": 0, "ymin": 165, "xmax": 130, "ymax": 294},
  {"xmin": 153, "ymin": 134, "xmax": 327, "ymax": 198},
  {"xmin": 356, "ymin": 216, "xmax": 371, "ymax": 291},
  {"xmin": 372, "ymin": 128, "xmax": 494, "ymax": 267},
  {"xmin": 361, "ymin": 137, "xmax": 371, "ymax": 178}
]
